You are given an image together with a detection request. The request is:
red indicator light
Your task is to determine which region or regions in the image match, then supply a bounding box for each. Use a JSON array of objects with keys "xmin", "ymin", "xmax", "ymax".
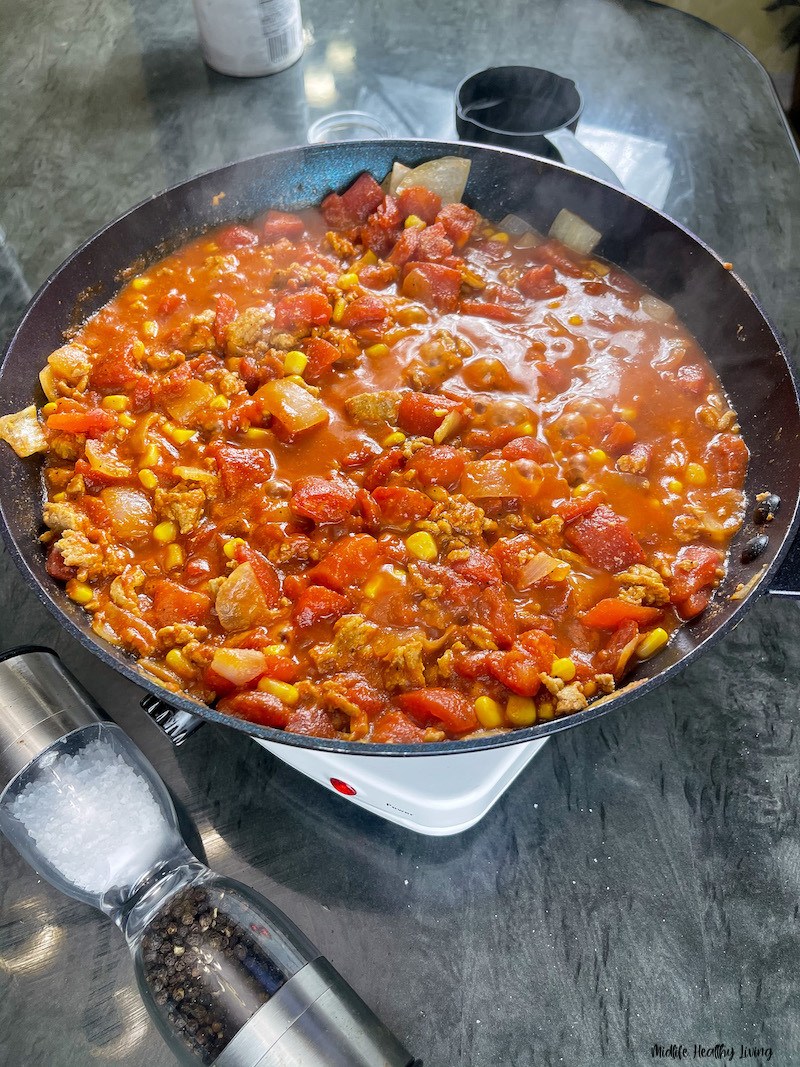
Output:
[{"xmin": 330, "ymin": 778, "xmax": 357, "ymax": 796}]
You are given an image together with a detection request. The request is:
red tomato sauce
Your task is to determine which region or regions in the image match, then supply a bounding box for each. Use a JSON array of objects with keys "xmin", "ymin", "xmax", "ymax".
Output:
[{"xmin": 32, "ymin": 172, "xmax": 747, "ymax": 742}]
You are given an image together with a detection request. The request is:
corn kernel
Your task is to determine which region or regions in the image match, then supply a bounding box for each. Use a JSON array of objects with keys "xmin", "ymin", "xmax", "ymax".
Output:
[
  {"xmin": 583, "ymin": 680, "xmax": 597, "ymax": 698},
  {"xmin": 365, "ymin": 343, "xmax": 390, "ymax": 359},
  {"xmin": 637, "ymin": 627, "xmax": 669, "ymax": 660},
  {"xmin": 142, "ymin": 320, "xmax": 158, "ymax": 338},
  {"xmin": 518, "ymin": 422, "xmax": 535, "ymax": 436},
  {"xmin": 475, "ymin": 696, "xmax": 504, "ymax": 729},
  {"xmin": 332, "ymin": 298, "xmax": 346, "ymax": 323},
  {"xmin": 552, "ymin": 657, "xmax": 577, "ymax": 682},
  {"xmin": 263, "ymin": 643, "xmax": 289, "ymax": 657},
  {"xmin": 131, "ymin": 277, "xmax": 150, "ymax": 291},
  {"xmin": 547, "ymin": 300, "xmax": 562, "ymax": 309},
  {"xmin": 283, "ymin": 350, "xmax": 308, "ymax": 376},
  {"xmin": 153, "ymin": 521, "xmax": 178, "ymax": 543},
  {"xmin": 138, "ymin": 468, "xmax": 158, "ymax": 490},
  {"xmin": 223, "ymin": 537, "xmax": 246, "ymax": 559},
  {"xmin": 258, "ymin": 677, "xmax": 300, "ymax": 704},
  {"xmin": 243, "ymin": 428, "xmax": 271, "ymax": 444},
  {"xmin": 363, "ymin": 573, "xmax": 384, "ymax": 599},
  {"xmin": 210, "ymin": 394, "xmax": 229, "ymax": 410},
  {"xmin": 140, "ymin": 443, "xmax": 160, "ymax": 468},
  {"xmin": 353, "ymin": 250, "xmax": 378, "ymax": 271},
  {"xmin": 685, "ymin": 462, "xmax": 707, "ymax": 486},
  {"xmin": 506, "ymin": 695, "xmax": 538, "ymax": 726},
  {"xmin": 337, "ymin": 272, "xmax": 359, "ymax": 290},
  {"xmin": 131, "ymin": 338, "xmax": 146, "ymax": 360},
  {"xmin": 395, "ymin": 305, "xmax": 428, "ymax": 326},
  {"xmin": 119, "ymin": 413, "xmax": 136, "ymax": 429},
  {"xmin": 204, "ymin": 242, "xmax": 219, "ymax": 253},
  {"xmin": 405, "ymin": 532, "xmax": 438, "ymax": 561},
  {"xmin": 52, "ymin": 492, "xmax": 66, "ymax": 502},
  {"xmin": 166, "ymin": 648, "xmax": 195, "ymax": 678},
  {"xmin": 42, "ymin": 402, "xmax": 58, "ymax": 416},
  {"xmin": 568, "ymin": 314, "xmax": 583, "ymax": 326},
  {"xmin": 404, "ymin": 214, "xmax": 426, "ymax": 229},
  {"xmin": 67, "ymin": 580, "xmax": 94, "ymax": 605},
  {"xmin": 573, "ymin": 483, "xmax": 594, "ymax": 497},
  {"xmin": 489, "ymin": 232, "xmax": 509, "ymax": 243},
  {"xmin": 668, "ymin": 479, "xmax": 683, "ymax": 494},
  {"xmin": 537, "ymin": 701, "xmax": 555, "ymax": 721},
  {"xmin": 619, "ymin": 407, "xmax": 637, "ymax": 422},
  {"xmin": 461, "ymin": 268, "xmax": 486, "ymax": 290},
  {"xmin": 382, "ymin": 431, "xmax": 406, "ymax": 447},
  {"xmin": 589, "ymin": 449, "xmax": 607, "ymax": 464},
  {"xmin": 172, "ymin": 427, "xmax": 196, "ymax": 445},
  {"xmin": 101, "ymin": 394, "xmax": 129, "ymax": 411},
  {"xmin": 164, "ymin": 543, "xmax": 184, "ymax": 570},
  {"xmin": 589, "ymin": 260, "xmax": 610, "ymax": 277}
]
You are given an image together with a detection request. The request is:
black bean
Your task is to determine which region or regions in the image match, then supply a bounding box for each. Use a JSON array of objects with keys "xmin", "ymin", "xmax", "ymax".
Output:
[
  {"xmin": 741, "ymin": 535, "xmax": 769, "ymax": 563},
  {"xmin": 754, "ymin": 493, "xmax": 781, "ymax": 524}
]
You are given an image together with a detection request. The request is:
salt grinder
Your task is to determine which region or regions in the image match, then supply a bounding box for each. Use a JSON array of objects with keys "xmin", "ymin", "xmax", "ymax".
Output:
[{"xmin": 0, "ymin": 648, "xmax": 418, "ymax": 1067}]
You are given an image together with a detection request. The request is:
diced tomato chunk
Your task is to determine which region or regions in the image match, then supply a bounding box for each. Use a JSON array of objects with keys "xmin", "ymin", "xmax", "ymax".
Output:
[
  {"xmin": 371, "ymin": 711, "xmax": 430, "ymax": 743},
  {"xmin": 704, "ymin": 432, "xmax": 748, "ymax": 486},
  {"xmin": 151, "ymin": 581, "xmax": 212, "ymax": 628},
  {"xmin": 213, "ymin": 444, "xmax": 273, "ymax": 495},
  {"xmin": 361, "ymin": 196, "xmax": 403, "ymax": 257},
  {"xmin": 555, "ymin": 491, "xmax": 605, "ymax": 523},
  {"xmin": 263, "ymin": 210, "xmax": 305, "ymax": 243},
  {"xmin": 489, "ymin": 650, "xmax": 541, "ymax": 697},
  {"xmin": 517, "ymin": 628, "xmax": 556, "ymax": 670},
  {"xmin": 565, "ymin": 504, "xmax": 645, "ymax": 572},
  {"xmin": 290, "ymin": 475, "xmax": 358, "ymax": 524},
  {"xmin": 436, "ymin": 202, "xmax": 478, "ymax": 248},
  {"xmin": 676, "ymin": 363, "xmax": 707, "ymax": 395},
  {"xmin": 372, "ymin": 486, "xmax": 433, "ymax": 524},
  {"xmin": 387, "ymin": 227, "xmax": 421, "ymax": 268},
  {"xmin": 158, "ymin": 289, "xmax": 185, "ymax": 317},
  {"xmin": 46, "ymin": 543, "xmax": 77, "ymax": 581},
  {"xmin": 401, "ymin": 263, "xmax": 461, "ymax": 312},
  {"xmin": 292, "ymin": 586, "xmax": 350, "ymax": 628},
  {"xmin": 88, "ymin": 348, "xmax": 141, "ymax": 393},
  {"xmin": 459, "ymin": 301, "xmax": 521, "ymax": 322},
  {"xmin": 501, "ymin": 437, "xmax": 550, "ymax": 463},
  {"xmin": 397, "ymin": 186, "xmax": 442, "ymax": 225},
  {"xmin": 669, "ymin": 545, "xmax": 722, "ymax": 617},
  {"xmin": 406, "ymin": 444, "xmax": 466, "ymax": 488},
  {"xmin": 535, "ymin": 359, "xmax": 571, "ymax": 393},
  {"xmin": 214, "ymin": 293, "xmax": 238, "ymax": 347},
  {"xmin": 321, "ymin": 173, "xmax": 385, "ymax": 229},
  {"xmin": 474, "ymin": 587, "xmax": 517, "ymax": 647},
  {"xmin": 309, "ymin": 534, "xmax": 382, "ymax": 592},
  {"xmin": 217, "ymin": 690, "xmax": 291, "ymax": 729},
  {"xmin": 358, "ymin": 263, "xmax": 398, "ymax": 289},
  {"xmin": 594, "ymin": 619, "xmax": 640, "ymax": 678},
  {"xmin": 47, "ymin": 408, "xmax": 117, "ymax": 435},
  {"xmin": 274, "ymin": 290, "xmax": 332, "ymax": 330},
  {"xmin": 519, "ymin": 264, "xmax": 568, "ymax": 299},
  {"xmin": 217, "ymin": 225, "xmax": 259, "ymax": 250},
  {"xmin": 582, "ymin": 598, "xmax": 662, "ymax": 629},
  {"xmin": 415, "ymin": 222, "xmax": 454, "ymax": 264},
  {"xmin": 602, "ymin": 421, "xmax": 637, "ymax": 456},
  {"xmin": 363, "ymin": 447, "xmax": 406, "ymax": 491},
  {"xmin": 396, "ymin": 688, "xmax": 478, "ymax": 733},
  {"xmin": 340, "ymin": 293, "xmax": 388, "ymax": 330},
  {"xmin": 396, "ymin": 392, "xmax": 465, "ymax": 437},
  {"xmin": 528, "ymin": 240, "xmax": 584, "ymax": 277},
  {"xmin": 303, "ymin": 337, "xmax": 341, "ymax": 382},
  {"xmin": 451, "ymin": 548, "xmax": 503, "ymax": 587}
]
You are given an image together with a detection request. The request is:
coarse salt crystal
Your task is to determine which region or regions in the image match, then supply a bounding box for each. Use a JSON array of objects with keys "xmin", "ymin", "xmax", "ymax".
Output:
[{"xmin": 9, "ymin": 738, "xmax": 166, "ymax": 893}]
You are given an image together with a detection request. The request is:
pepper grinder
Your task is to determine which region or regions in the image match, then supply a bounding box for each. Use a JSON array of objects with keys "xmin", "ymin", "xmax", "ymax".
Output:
[{"xmin": 0, "ymin": 648, "xmax": 418, "ymax": 1067}]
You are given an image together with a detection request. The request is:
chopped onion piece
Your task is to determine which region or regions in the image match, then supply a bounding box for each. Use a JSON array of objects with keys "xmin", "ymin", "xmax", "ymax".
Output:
[
  {"xmin": 515, "ymin": 230, "xmax": 543, "ymax": 249},
  {"xmin": 163, "ymin": 380, "xmax": 216, "ymax": 423},
  {"xmin": 85, "ymin": 440, "xmax": 130, "ymax": 478},
  {"xmin": 100, "ymin": 488, "xmax": 154, "ymax": 541},
  {"xmin": 460, "ymin": 458, "xmax": 543, "ymax": 502},
  {"xmin": 396, "ymin": 157, "xmax": 471, "ymax": 205},
  {"xmin": 257, "ymin": 378, "xmax": 328, "ymax": 434},
  {"xmin": 210, "ymin": 647, "xmax": 266, "ymax": 686},
  {"xmin": 384, "ymin": 162, "xmax": 411, "ymax": 195},
  {"xmin": 0, "ymin": 405, "xmax": 47, "ymax": 457},
  {"xmin": 640, "ymin": 294, "xmax": 675, "ymax": 323},
  {"xmin": 518, "ymin": 552, "xmax": 570, "ymax": 587},
  {"xmin": 215, "ymin": 562, "xmax": 273, "ymax": 630},
  {"xmin": 499, "ymin": 213, "xmax": 534, "ymax": 236},
  {"xmin": 549, "ymin": 208, "xmax": 601, "ymax": 255}
]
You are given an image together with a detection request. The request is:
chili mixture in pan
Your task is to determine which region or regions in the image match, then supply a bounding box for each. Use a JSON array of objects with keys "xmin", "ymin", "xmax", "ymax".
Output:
[{"xmin": 0, "ymin": 158, "xmax": 748, "ymax": 743}]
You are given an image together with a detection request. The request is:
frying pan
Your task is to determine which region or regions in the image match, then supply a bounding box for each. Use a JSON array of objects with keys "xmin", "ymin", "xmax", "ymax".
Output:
[{"xmin": 1, "ymin": 139, "xmax": 799, "ymax": 756}]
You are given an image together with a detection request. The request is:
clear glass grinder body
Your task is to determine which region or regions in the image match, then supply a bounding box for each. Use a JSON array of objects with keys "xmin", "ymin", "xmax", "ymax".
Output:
[{"xmin": 0, "ymin": 648, "xmax": 416, "ymax": 1067}]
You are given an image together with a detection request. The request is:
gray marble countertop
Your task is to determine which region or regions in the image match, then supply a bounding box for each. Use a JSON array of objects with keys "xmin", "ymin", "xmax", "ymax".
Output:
[{"xmin": 1, "ymin": 1, "xmax": 800, "ymax": 1065}]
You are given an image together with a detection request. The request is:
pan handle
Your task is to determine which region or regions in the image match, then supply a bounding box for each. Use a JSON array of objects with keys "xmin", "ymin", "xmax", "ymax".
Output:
[{"xmin": 140, "ymin": 693, "xmax": 205, "ymax": 745}]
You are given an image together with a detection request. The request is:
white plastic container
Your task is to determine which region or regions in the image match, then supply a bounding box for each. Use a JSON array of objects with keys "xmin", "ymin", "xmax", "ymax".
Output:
[{"xmin": 192, "ymin": 0, "xmax": 304, "ymax": 78}]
